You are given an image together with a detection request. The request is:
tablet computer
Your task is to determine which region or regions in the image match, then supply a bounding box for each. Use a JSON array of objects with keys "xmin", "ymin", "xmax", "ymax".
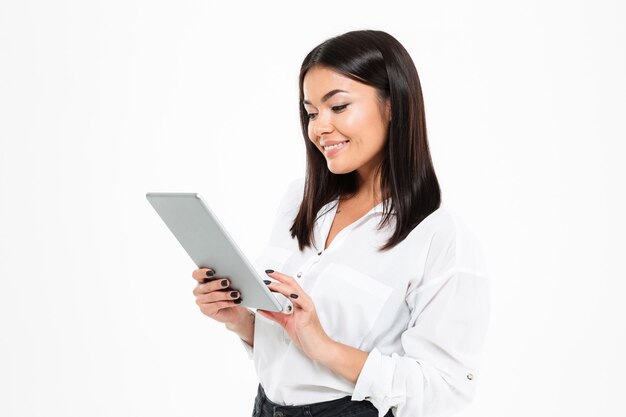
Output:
[{"xmin": 146, "ymin": 192, "xmax": 292, "ymax": 313}]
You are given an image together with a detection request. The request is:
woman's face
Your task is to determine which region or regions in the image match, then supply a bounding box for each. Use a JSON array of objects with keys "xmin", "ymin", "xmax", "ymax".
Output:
[{"xmin": 303, "ymin": 66, "xmax": 390, "ymax": 180}]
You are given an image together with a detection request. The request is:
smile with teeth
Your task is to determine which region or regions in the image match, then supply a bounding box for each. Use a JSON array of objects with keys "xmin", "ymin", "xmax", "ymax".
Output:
[{"xmin": 323, "ymin": 140, "xmax": 349, "ymax": 151}]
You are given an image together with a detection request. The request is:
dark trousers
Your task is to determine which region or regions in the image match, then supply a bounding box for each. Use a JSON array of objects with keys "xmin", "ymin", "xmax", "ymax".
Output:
[{"xmin": 252, "ymin": 383, "xmax": 394, "ymax": 417}]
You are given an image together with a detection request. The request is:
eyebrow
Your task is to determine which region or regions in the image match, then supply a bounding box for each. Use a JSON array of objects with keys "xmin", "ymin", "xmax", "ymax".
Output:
[{"xmin": 302, "ymin": 89, "xmax": 348, "ymax": 106}]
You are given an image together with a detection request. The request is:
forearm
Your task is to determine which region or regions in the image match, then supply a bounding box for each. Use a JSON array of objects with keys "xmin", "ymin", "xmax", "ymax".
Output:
[
  {"xmin": 225, "ymin": 309, "xmax": 255, "ymax": 346},
  {"xmin": 317, "ymin": 339, "xmax": 369, "ymax": 384}
]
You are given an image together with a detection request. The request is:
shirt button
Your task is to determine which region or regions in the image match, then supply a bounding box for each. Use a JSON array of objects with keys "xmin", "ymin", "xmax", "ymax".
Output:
[
  {"xmin": 466, "ymin": 373, "xmax": 474, "ymax": 381},
  {"xmin": 296, "ymin": 272, "xmax": 302, "ymax": 278},
  {"xmin": 317, "ymin": 251, "xmax": 322, "ymax": 255}
]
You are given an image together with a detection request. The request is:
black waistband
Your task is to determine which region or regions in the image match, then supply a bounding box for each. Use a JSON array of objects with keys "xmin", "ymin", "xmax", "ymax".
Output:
[{"xmin": 253, "ymin": 383, "xmax": 381, "ymax": 417}]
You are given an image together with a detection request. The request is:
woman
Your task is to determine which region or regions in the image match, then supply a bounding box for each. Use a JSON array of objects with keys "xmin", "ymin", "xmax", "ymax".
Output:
[{"xmin": 192, "ymin": 30, "xmax": 489, "ymax": 417}]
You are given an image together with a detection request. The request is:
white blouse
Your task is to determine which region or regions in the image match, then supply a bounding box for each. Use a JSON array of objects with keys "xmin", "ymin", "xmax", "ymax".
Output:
[{"xmin": 240, "ymin": 177, "xmax": 490, "ymax": 417}]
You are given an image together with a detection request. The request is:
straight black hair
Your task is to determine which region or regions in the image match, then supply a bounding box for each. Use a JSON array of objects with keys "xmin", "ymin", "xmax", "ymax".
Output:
[{"xmin": 290, "ymin": 30, "xmax": 441, "ymax": 252}]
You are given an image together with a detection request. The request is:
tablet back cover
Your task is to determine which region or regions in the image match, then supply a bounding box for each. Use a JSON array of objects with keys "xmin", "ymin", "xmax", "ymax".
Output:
[{"xmin": 146, "ymin": 192, "xmax": 284, "ymax": 312}]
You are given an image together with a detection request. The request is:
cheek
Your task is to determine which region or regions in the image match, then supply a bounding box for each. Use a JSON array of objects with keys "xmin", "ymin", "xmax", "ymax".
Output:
[
  {"xmin": 366, "ymin": 107, "xmax": 388, "ymax": 143},
  {"xmin": 336, "ymin": 112, "xmax": 360, "ymax": 137},
  {"xmin": 341, "ymin": 108, "xmax": 382, "ymax": 143}
]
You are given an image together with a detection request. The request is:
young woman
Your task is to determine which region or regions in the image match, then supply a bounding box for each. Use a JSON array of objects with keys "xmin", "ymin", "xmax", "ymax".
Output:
[{"xmin": 192, "ymin": 30, "xmax": 490, "ymax": 417}]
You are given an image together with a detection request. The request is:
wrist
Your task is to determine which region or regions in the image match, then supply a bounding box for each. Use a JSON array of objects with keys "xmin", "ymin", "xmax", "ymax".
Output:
[
  {"xmin": 311, "ymin": 335, "xmax": 338, "ymax": 364},
  {"xmin": 225, "ymin": 309, "xmax": 255, "ymax": 337},
  {"xmin": 314, "ymin": 339, "xmax": 369, "ymax": 384}
]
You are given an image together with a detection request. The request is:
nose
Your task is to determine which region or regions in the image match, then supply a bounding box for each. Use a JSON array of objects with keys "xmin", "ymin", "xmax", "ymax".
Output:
[{"xmin": 311, "ymin": 111, "xmax": 334, "ymax": 138}]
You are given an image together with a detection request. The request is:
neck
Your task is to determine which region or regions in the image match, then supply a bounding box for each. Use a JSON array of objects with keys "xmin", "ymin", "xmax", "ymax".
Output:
[{"xmin": 353, "ymin": 166, "xmax": 383, "ymax": 206}]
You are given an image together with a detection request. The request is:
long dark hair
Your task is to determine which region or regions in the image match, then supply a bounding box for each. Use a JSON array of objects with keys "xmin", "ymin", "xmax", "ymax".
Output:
[{"xmin": 290, "ymin": 30, "xmax": 441, "ymax": 252}]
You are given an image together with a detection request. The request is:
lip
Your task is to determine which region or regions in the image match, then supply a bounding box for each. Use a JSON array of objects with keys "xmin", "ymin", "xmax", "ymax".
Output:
[
  {"xmin": 323, "ymin": 140, "xmax": 349, "ymax": 157},
  {"xmin": 320, "ymin": 139, "xmax": 349, "ymax": 147}
]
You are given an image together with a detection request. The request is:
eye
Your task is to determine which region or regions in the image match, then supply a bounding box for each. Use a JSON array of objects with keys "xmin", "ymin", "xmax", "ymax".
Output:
[
  {"xmin": 332, "ymin": 104, "xmax": 349, "ymax": 112},
  {"xmin": 307, "ymin": 113, "xmax": 318, "ymax": 121}
]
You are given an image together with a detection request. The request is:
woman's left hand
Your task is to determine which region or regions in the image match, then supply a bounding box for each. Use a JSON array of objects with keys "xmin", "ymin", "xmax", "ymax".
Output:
[{"xmin": 257, "ymin": 270, "xmax": 332, "ymax": 361}]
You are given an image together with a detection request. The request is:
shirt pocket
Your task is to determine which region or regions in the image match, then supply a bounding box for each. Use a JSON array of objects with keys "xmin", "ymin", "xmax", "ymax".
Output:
[{"xmin": 311, "ymin": 262, "xmax": 393, "ymax": 348}]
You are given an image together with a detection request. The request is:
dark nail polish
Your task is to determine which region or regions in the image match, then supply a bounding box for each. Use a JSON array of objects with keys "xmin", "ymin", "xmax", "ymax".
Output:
[
  {"xmin": 290, "ymin": 293, "xmax": 299, "ymax": 299},
  {"xmin": 221, "ymin": 279, "xmax": 228, "ymax": 287},
  {"xmin": 205, "ymin": 270, "xmax": 215, "ymax": 277},
  {"xmin": 263, "ymin": 280, "xmax": 271, "ymax": 285},
  {"xmin": 234, "ymin": 299, "xmax": 242, "ymax": 304},
  {"xmin": 230, "ymin": 291, "xmax": 239, "ymax": 298},
  {"xmin": 265, "ymin": 269, "xmax": 274, "ymax": 274}
]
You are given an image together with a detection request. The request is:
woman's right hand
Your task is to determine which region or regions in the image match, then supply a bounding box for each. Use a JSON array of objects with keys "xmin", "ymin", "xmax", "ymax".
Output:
[{"xmin": 192, "ymin": 267, "xmax": 248, "ymax": 327}]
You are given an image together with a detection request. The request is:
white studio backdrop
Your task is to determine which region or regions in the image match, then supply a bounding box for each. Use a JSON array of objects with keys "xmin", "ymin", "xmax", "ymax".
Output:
[{"xmin": 1, "ymin": 1, "xmax": 624, "ymax": 416}]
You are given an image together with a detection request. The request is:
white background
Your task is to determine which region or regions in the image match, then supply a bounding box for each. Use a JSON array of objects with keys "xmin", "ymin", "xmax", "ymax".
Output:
[{"xmin": 1, "ymin": 0, "xmax": 624, "ymax": 416}]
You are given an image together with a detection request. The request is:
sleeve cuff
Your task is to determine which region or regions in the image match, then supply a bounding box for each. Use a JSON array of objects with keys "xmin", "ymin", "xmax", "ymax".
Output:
[
  {"xmin": 352, "ymin": 347, "xmax": 379, "ymax": 401},
  {"xmin": 351, "ymin": 348, "xmax": 392, "ymax": 416}
]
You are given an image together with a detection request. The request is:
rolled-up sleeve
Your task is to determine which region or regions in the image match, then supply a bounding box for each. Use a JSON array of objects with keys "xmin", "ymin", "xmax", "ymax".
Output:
[
  {"xmin": 352, "ymin": 239, "xmax": 490, "ymax": 417},
  {"xmin": 352, "ymin": 271, "xmax": 489, "ymax": 417}
]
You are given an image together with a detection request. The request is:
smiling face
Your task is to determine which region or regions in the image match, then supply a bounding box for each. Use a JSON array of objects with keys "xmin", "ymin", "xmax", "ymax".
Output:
[{"xmin": 302, "ymin": 66, "xmax": 391, "ymax": 181}]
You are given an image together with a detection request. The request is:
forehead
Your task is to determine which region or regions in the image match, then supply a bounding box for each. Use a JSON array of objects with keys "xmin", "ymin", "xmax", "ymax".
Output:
[{"xmin": 303, "ymin": 66, "xmax": 369, "ymax": 102}]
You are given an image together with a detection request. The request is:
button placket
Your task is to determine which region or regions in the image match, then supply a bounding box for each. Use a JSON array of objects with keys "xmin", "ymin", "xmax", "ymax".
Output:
[
  {"xmin": 313, "ymin": 200, "xmax": 339, "ymax": 254},
  {"xmin": 319, "ymin": 210, "xmax": 380, "ymax": 258}
]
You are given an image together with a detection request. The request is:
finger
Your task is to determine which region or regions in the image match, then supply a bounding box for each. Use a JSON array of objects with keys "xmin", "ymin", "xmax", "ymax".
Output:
[
  {"xmin": 257, "ymin": 309, "xmax": 286, "ymax": 327},
  {"xmin": 264, "ymin": 280, "xmax": 307, "ymax": 311},
  {"xmin": 193, "ymin": 278, "xmax": 231, "ymax": 295},
  {"xmin": 264, "ymin": 279, "xmax": 295, "ymax": 296},
  {"xmin": 265, "ymin": 270, "xmax": 304, "ymax": 292},
  {"xmin": 265, "ymin": 271, "xmax": 305, "ymax": 300},
  {"xmin": 196, "ymin": 289, "xmax": 240, "ymax": 304},
  {"xmin": 192, "ymin": 268, "xmax": 216, "ymax": 283},
  {"xmin": 204, "ymin": 300, "xmax": 238, "ymax": 316}
]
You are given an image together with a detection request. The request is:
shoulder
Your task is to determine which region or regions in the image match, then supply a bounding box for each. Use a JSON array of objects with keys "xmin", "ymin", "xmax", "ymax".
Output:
[
  {"xmin": 412, "ymin": 205, "xmax": 488, "ymax": 278},
  {"xmin": 275, "ymin": 177, "xmax": 305, "ymax": 217}
]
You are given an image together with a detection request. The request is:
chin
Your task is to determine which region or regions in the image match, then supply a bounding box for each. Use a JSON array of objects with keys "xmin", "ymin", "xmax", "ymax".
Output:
[{"xmin": 326, "ymin": 162, "xmax": 353, "ymax": 175}]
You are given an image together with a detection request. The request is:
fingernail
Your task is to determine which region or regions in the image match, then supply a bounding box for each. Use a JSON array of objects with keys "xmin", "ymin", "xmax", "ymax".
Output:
[
  {"xmin": 265, "ymin": 269, "xmax": 274, "ymax": 274},
  {"xmin": 290, "ymin": 293, "xmax": 299, "ymax": 299},
  {"xmin": 206, "ymin": 270, "xmax": 215, "ymax": 277},
  {"xmin": 221, "ymin": 279, "xmax": 228, "ymax": 287},
  {"xmin": 230, "ymin": 291, "xmax": 239, "ymax": 298},
  {"xmin": 234, "ymin": 299, "xmax": 242, "ymax": 304},
  {"xmin": 263, "ymin": 280, "xmax": 271, "ymax": 285}
]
